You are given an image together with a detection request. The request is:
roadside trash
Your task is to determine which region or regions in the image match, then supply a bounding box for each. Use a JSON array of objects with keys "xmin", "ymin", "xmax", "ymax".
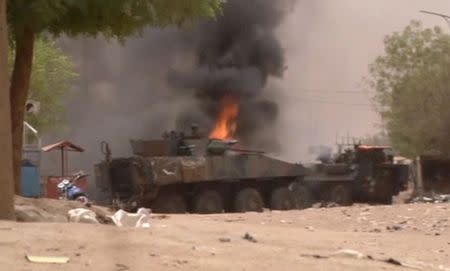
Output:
[
  {"xmin": 299, "ymin": 253, "xmax": 329, "ymax": 259},
  {"xmin": 411, "ymin": 194, "xmax": 450, "ymax": 203},
  {"xmin": 26, "ymin": 255, "xmax": 70, "ymax": 264},
  {"xmin": 384, "ymin": 258, "xmax": 402, "ymax": 266},
  {"xmin": 242, "ymin": 232, "xmax": 257, "ymax": 243},
  {"xmin": 116, "ymin": 263, "xmax": 129, "ymax": 271},
  {"xmin": 110, "ymin": 208, "xmax": 151, "ymax": 228},
  {"xmin": 67, "ymin": 208, "xmax": 99, "ymax": 224},
  {"xmin": 332, "ymin": 249, "xmax": 365, "ymax": 259},
  {"xmin": 386, "ymin": 224, "xmax": 404, "ymax": 231}
]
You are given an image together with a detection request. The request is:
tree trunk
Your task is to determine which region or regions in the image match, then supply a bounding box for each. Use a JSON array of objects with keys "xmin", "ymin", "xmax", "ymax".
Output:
[
  {"xmin": 10, "ymin": 26, "xmax": 35, "ymax": 194},
  {"xmin": 0, "ymin": 0, "xmax": 15, "ymax": 220}
]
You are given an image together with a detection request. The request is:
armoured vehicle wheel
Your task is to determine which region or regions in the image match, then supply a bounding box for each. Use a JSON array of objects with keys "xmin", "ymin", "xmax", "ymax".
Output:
[
  {"xmin": 293, "ymin": 185, "xmax": 313, "ymax": 209},
  {"xmin": 329, "ymin": 184, "xmax": 352, "ymax": 206},
  {"xmin": 270, "ymin": 186, "xmax": 296, "ymax": 210},
  {"xmin": 152, "ymin": 191, "xmax": 187, "ymax": 214},
  {"xmin": 234, "ymin": 188, "xmax": 264, "ymax": 213},
  {"xmin": 194, "ymin": 189, "xmax": 224, "ymax": 214}
]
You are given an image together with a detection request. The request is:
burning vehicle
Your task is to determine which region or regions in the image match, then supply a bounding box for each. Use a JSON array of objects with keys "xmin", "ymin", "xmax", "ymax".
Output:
[
  {"xmin": 94, "ymin": 103, "xmax": 310, "ymax": 213},
  {"xmin": 94, "ymin": 125, "xmax": 354, "ymax": 213}
]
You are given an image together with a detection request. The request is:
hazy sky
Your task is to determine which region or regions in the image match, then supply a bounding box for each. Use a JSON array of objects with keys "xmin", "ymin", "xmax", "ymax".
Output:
[{"xmin": 276, "ymin": 0, "xmax": 450, "ymax": 161}]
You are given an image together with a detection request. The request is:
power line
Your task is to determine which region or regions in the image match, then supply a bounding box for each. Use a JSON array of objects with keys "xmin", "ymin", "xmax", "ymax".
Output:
[
  {"xmin": 289, "ymin": 88, "xmax": 375, "ymax": 94},
  {"xmin": 298, "ymin": 98, "xmax": 373, "ymax": 107}
]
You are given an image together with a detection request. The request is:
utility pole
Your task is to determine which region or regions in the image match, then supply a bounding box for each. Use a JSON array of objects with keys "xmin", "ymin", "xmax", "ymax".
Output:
[{"xmin": 420, "ymin": 10, "xmax": 450, "ymax": 30}]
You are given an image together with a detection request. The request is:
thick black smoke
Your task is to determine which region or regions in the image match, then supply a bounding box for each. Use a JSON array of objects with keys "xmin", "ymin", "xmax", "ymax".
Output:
[{"xmin": 169, "ymin": 0, "xmax": 293, "ymax": 150}]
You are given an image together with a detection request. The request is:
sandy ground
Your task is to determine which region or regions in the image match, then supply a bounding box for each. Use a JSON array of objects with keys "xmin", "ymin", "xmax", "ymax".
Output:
[{"xmin": 0, "ymin": 197, "xmax": 449, "ymax": 271}]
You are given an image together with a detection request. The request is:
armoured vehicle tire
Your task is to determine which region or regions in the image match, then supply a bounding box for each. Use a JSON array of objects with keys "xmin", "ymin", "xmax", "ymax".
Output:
[
  {"xmin": 329, "ymin": 184, "xmax": 352, "ymax": 206},
  {"xmin": 151, "ymin": 191, "xmax": 187, "ymax": 214},
  {"xmin": 194, "ymin": 189, "xmax": 224, "ymax": 214},
  {"xmin": 293, "ymin": 185, "xmax": 313, "ymax": 209},
  {"xmin": 234, "ymin": 188, "xmax": 264, "ymax": 213},
  {"xmin": 270, "ymin": 186, "xmax": 296, "ymax": 210},
  {"xmin": 377, "ymin": 180, "xmax": 394, "ymax": 205}
]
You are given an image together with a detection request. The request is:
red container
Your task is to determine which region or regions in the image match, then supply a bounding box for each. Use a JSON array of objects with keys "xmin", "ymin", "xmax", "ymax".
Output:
[{"xmin": 45, "ymin": 176, "xmax": 88, "ymax": 199}]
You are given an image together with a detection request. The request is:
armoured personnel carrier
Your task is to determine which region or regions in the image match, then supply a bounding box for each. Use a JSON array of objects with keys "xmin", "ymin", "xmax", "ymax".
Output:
[{"xmin": 95, "ymin": 132, "xmax": 307, "ymax": 213}]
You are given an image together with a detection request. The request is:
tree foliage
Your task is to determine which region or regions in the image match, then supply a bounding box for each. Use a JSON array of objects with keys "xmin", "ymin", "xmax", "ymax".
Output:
[
  {"xmin": 368, "ymin": 20, "xmax": 450, "ymax": 157},
  {"xmin": 9, "ymin": 37, "xmax": 77, "ymax": 134},
  {"xmin": 7, "ymin": 0, "xmax": 222, "ymax": 38}
]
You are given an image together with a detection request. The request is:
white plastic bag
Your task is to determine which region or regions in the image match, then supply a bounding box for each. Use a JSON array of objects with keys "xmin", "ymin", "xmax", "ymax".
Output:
[
  {"xmin": 67, "ymin": 208, "xmax": 99, "ymax": 224},
  {"xmin": 110, "ymin": 208, "xmax": 151, "ymax": 228}
]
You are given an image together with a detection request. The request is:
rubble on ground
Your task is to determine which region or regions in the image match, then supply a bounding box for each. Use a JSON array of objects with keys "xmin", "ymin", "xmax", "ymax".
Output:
[
  {"xmin": 110, "ymin": 208, "xmax": 151, "ymax": 228},
  {"xmin": 410, "ymin": 194, "xmax": 450, "ymax": 204},
  {"xmin": 14, "ymin": 196, "xmax": 113, "ymax": 224},
  {"xmin": 68, "ymin": 208, "xmax": 100, "ymax": 224}
]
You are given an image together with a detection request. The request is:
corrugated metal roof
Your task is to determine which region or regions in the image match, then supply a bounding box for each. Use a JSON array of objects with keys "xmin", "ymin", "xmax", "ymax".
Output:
[{"xmin": 41, "ymin": 140, "xmax": 84, "ymax": 152}]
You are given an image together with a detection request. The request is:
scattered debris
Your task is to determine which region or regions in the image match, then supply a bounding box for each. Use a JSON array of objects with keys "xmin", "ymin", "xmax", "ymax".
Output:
[
  {"xmin": 299, "ymin": 253, "xmax": 329, "ymax": 259},
  {"xmin": 332, "ymin": 249, "xmax": 365, "ymax": 259},
  {"xmin": 174, "ymin": 259, "xmax": 189, "ymax": 265},
  {"xmin": 219, "ymin": 238, "xmax": 231, "ymax": 243},
  {"xmin": 387, "ymin": 224, "xmax": 404, "ymax": 231},
  {"xmin": 115, "ymin": 263, "xmax": 129, "ymax": 271},
  {"xmin": 68, "ymin": 208, "xmax": 99, "ymax": 224},
  {"xmin": 242, "ymin": 233, "xmax": 257, "ymax": 243},
  {"xmin": 305, "ymin": 226, "xmax": 315, "ymax": 231},
  {"xmin": 225, "ymin": 217, "xmax": 244, "ymax": 223},
  {"xmin": 26, "ymin": 255, "xmax": 70, "ymax": 264},
  {"xmin": 411, "ymin": 194, "xmax": 450, "ymax": 204},
  {"xmin": 110, "ymin": 208, "xmax": 151, "ymax": 228},
  {"xmin": 384, "ymin": 258, "xmax": 402, "ymax": 266}
]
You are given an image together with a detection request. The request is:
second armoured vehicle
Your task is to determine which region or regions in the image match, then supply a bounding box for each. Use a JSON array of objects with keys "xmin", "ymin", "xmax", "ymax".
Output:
[{"xmin": 306, "ymin": 144, "xmax": 409, "ymax": 205}]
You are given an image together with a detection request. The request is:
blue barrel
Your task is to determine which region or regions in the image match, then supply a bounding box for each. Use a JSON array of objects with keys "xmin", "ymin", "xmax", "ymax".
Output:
[{"xmin": 21, "ymin": 164, "xmax": 41, "ymax": 197}]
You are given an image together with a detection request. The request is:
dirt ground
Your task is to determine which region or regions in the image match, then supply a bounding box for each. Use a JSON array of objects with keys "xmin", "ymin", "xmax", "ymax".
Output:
[{"xmin": 0, "ymin": 197, "xmax": 449, "ymax": 271}]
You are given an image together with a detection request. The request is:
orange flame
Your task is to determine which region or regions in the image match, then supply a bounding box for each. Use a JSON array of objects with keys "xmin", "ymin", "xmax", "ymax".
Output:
[{"xmin": 209, "ymin": 95, "xmax": 239, "ymax": 140}]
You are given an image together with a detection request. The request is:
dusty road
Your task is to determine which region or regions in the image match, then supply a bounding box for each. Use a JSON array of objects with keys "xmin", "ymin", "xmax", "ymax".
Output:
[{"xmin": 1, "ymin": 202, "xmax": 449, "ymax": 271}]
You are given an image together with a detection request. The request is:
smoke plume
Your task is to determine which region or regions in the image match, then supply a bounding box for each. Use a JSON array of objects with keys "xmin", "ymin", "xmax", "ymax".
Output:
[{"xmin": 169, "ymin": 0, "xmax": 295, "ymax": 150}]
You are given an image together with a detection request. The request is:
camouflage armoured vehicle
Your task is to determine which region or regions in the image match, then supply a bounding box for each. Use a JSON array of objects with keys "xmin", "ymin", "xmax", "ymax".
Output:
[
  {"xmin": 311, "ymin": 144, "xmax": 409, "ymax": 204},
  {"xmin": 95, "ymin": 129, "xmax": 360, "ymax": 213}
]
